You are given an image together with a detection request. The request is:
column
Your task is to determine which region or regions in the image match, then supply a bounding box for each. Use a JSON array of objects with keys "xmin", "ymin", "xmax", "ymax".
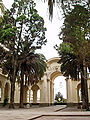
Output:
[
  {"xmin": 1, "ymin": 81, "xmax": 6, "ymax": 103},
  {"xmin": 75, "ymin": 87, "xmax": 78, "ymax": 103},
  {"xmin": 47, "ymin": 79, "xmax": 50, "ymax": 105},
  {"xmin": 29, "ymin": 89, "xmax": 30, "ymax": 103},
  {"xmin": 1, "ymin": 85, "xmax": 5, "ymax": 102},
  {"xmin": 15, "ymin": 82, "xmax": 19, "ymax": 103},
  {"xmin": 88, "ymin": 82, "xmax": 90, "ymax": 103},
  {"xmin": 43, "ymin": 73, "xmax": 48, "ymax": 103},
  {"xmin": 66, "ymin": 76, "xmax": 72, "ymax": 103},
  {"xmin": 52, "ymin": 82, "xmax": 54, "ymax": 104},
  {"xmin": 65, "ymin": 78, "xmax": 68, "ymax": 102},
  {"xmin": 50, "ymin": 81, "xmax": 54, "ymax": 104}
]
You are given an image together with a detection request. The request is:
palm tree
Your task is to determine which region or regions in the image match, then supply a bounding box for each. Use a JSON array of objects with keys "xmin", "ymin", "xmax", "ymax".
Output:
[
  {"xmin": 58, "ymin": 52, "xmax": 79, "ymax": 80},
  {"xmin": 18, "ymin": 51, "xmax": 47, "ymax": 108},
  {"xmin": 43, "ymin": 0, "xmax": 89, "ymax": 19}
]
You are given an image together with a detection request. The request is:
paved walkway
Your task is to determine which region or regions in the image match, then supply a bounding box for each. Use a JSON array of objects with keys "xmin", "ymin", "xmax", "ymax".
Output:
[
  {"xmin": 0, "ymin": 105, "xmax": 90, "ymax": 120},
  {"xmin": 34, "ymin": 116, "xmax": 90, "ymax": 120}
]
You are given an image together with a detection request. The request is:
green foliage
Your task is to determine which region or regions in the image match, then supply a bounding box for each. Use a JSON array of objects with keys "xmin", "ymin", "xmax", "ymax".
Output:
[
  {"xmin": 55, "ymin": 92, "xmax": 65, "ymax": 103},
  {"xmin": 58, "ymin": 42, "xmax": 74, "ymax": 55},
  {"xmin": 18, "ymin": 52, "xmax": 47, "ymax": 85},
  {"xmin": 57, "ymin": 5, "xmax": 90, "ymax": 79},
  {"xmin": 1, "ymin": 26, "xmax": 17, "ymax": 41},
  {"xmin": 0, "ymin": 0, "xmax": 47, "ymax": 77},
  {"xmin": 0, "ymin": 0, "xmax": 47, "ymax": 51}
]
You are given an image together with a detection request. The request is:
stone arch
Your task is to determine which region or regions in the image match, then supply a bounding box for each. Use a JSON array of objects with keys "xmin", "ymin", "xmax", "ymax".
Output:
[
  {"xmin": 47, "ymin": 57, "xmax": 63, "ymax": 80},
  {"xmin": 31, "ymin": 84, "xmax": 40, "ymax": 91},
  {"xmin": 50, "ymin": 71, "xmax": 63, "ymax": 81},
  {"xmin": 31, "ymin": 84, "xmax": 40, "ymax": 103},
  {"xmin": 46, "ymin": 57, "xmax": 66, "ymax": 104}
]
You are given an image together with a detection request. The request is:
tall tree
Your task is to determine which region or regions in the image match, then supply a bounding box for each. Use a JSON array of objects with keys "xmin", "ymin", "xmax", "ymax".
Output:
[
  {"xmin": 0, "ymin": 0, "xmax": 47, "ymax": 108},
  {"xmin": 56, "ymin": 5, "xmax": 90, "ymax": 110}
]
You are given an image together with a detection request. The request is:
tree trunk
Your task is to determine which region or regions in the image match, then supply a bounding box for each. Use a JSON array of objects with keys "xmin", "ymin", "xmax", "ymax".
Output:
[
  {"xmin": 19, "ymin": 68, "xmax": 24, "ymax": 108},
  {"xmin": 81, "ymin": 59, "xmax": 89, "ymax": 110},
  {"xmin": 9, "ymin": 76, "xmax": 15, "ymax": 108},
  {"xmin": 81, "ymin": 73, "xmax": 86, "ymax": 108},
  {"xmin": 9, "ymin": 56, "xmax": 17, "ymax": 109}
]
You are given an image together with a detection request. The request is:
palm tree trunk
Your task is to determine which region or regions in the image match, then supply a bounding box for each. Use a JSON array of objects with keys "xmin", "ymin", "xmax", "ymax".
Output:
[
  {"xmin": 9, "ymin": 56, "xmax": 17, "ymax": 108},
  {"xmin": 19, "ymin": 68, "xmax": 24, "ymax": 108}
]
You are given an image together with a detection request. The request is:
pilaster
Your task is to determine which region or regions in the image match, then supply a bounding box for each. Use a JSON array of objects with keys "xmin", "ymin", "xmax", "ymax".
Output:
[
  {"xmin": 66, "ymin": 76, "xmax": 73, "ymax": 103},
  {"xmin": 47, "ymin": 79, "xmax": 50, "ymax": 104}
]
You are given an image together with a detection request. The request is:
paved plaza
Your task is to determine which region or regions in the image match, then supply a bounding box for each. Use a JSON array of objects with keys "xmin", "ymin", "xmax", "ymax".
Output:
[
  {"xmin": 0, "ymin": 105, "xmax": 90, "ymax": 120},
  {"xmin": 35, "ymin": 116, "xmax": 90, "ymax": 120}
]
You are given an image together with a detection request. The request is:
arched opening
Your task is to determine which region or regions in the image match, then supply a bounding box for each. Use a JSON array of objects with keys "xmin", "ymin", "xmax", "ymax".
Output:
[
  {"xmin": 50, "ymin": 71, "xmax": 67, "ymax": 104},
  {"xmin": 37, "ymin": 89, "xmax": 40, "ymax": 103},
  {"xmin": 30, "ymin": 90, "xmax": 33, "ymax": 103},
  {"xmin": 27, "ymin": 89, "xmax": 30, "ymax": 103},
  {"xmin": 4, "ymin": 82, "xmax": 10, "ymax": 102},
  {"xmin": 54, "ymin": 76, "xmax": 66, "ymax": 103},
  {"xmin": 0, "ymin": 81, "xmax": 2, "ymax": 101},
  {"xmin": 77, "ymin": 83, "xmax": 81, "ymax": 103},
  {"xmin": 31, "ymin": 84, "xmax": 40, "ymax": 104}
]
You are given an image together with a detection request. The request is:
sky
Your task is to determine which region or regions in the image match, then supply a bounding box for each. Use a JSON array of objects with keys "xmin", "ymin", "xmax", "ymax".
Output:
[
  {"xmin": 2, "ymin": 0, "xmax": 66, "ymax": 99},
  {"xmin": 35, "ymin": 0, "xmax": 63, "ymax": 60}
]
